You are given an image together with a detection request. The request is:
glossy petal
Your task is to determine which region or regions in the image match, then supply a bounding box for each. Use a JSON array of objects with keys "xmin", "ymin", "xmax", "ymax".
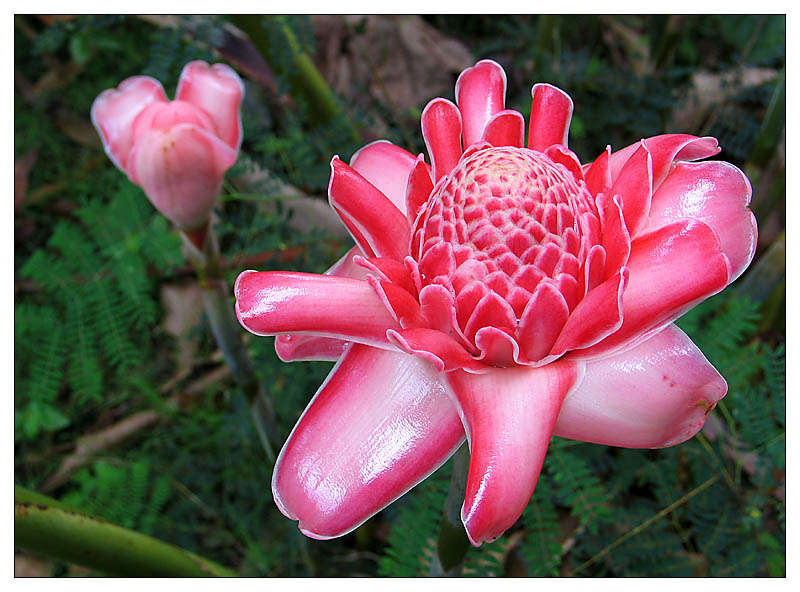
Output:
[
  {"xmin": 175, "ymin": 61, "xmax": 244, "ymax": 150},
  {"xmin": 608, "ymin": 134, "xmax": 720, "ymax": 190},
  {"xmin": 555, "ymin": 324, "xmax": 727, "ymax": 447},
  {"xmin": 481, "ymin": 109, "xmax": 525, "ymax": 148},
  {"xmin": 528, "ymin": 83, "xmax": 573, "ymax": 152},
  {"xmin": 421, "ymin": 98, "xmax": 463, "ymax": 181},
  {"xmin": 405, "ymin": 154, "xmax": 435, "ymax": 225},
  {"xmin": 350, "ymin": 140, "xmax": 420, "ymax": 214},
  {"xmin": 328, "ymin": 157, "xmax": 410, "ymax": 261},
  {"xmin": 234, "ymin": 271, "xmax": 400, "ymax": 349},
  {"xmin": 387, "ymin": 328, "xmax": 486, "ymax": 373},
  {"xmin": 648, "ymin": 161, "xmax": 757, "ymax": 281},
  {"xmin": 584, "ymin": 146, "xmax": 612, "ymax": 197},
  {"xmin": 126, "ymin": 124, "xmax": 236, "ymax": 229},
  {"xmin": 446, "ymin": 360, "xmax": 581, "ymax": 545},
  {"xmin": 91, "ymin": 76, "xmax": 167, "ymax": 170},
  {"xmin": 579, "ymin": 220, "xmax": 730, "ymax": 358},
  {"xmin": 273, "ymin": 345, "xmax": 465, "ymax": 539},
  {"xmin": 455, "ymin": 59, "xmax": 507, "ymax": 147},
  {"xmin": 608, "ymin": 141, "xmax": 653, "ymax": 237},
  {"xmin": 275, "ymin": 247, "xmax": 367, "ymax": 362}
]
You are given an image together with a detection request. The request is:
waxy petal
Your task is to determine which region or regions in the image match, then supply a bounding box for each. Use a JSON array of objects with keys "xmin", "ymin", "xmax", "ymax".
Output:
[
  {"xmin": 175, "ymin": 61, "xmax": 244, "ymax": 150},
  {"xmin": 455, "ymin": 59, "xmax": 507, "ymax": 147},
  {"xmin": 648, "ymin": 161, "xmax": 757, "ymax": 281},
  {"xmin": 275, "ymin": 247, "xmax": 368, "ymax": 363},
  {"xmin": 584, "ymin": 146, "xmax": 612, "ymax": 197},
  {"xmin": 273, "ymin": 345, "xmax": 465, "ymax": 539},
  {"xmin": 234, "ymin": 271, "xmax": 399, "ymax": 349},
  {"xmin": 446, "ymin": 360, "xmax": 581, "ymax": 545},
  {"xmin": 127, "ymin": 124, "xmax": 236, "ymax": 229},
  {"xmin": 91, "ymin": 75, "xmax": 167, "ymax": 170},
  {"xmin": 350, "ymin": 140, "xmax": 420, "ymax": 214},
  {"xmin": 405, "ymin": 154, "xmax": 435, "ymax": 225},
  {"xmin": 481, "ymin": 109, "xmax": 525, "ymax": 148},
  {"xmin": 579, "ymin": 219, "xmax": 730, "ymax": 358},
  {"xmin": 387, "ymin": 328, "xmax": 486, "ymax": 373},
  {"xmin": 528, "ymin": 83, "xmax": 573, "ymax": 152},
  {"xmin": 518, "ymin": 281, "xmax": 570, "ymax": 362},
  {"xmin": 608, "ymin": 141, "xmax": 653, "ymax": 237},
  {"xmin": 328, "ymin": 157, "xmax": 410, "ymax": 261},
  {"xmin": 555, "ymin": 324, "xmax": 727, "ymax": 447},
  {"xmin": 421, "ymin": 98, "xmax": 463, "ymax": 181},
  {"xmin": 608, "ymin": 134, "xmax": 720, "ymax": 190}
]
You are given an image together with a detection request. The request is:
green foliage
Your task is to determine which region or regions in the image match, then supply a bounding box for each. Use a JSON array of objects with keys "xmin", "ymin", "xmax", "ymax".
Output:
[{"xmin": 16, "ymin": 182, "xmax": 181, "ymax": 441}]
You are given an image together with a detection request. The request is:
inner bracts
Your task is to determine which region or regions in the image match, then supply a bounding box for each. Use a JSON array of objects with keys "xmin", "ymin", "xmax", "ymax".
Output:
[{"xmin": 409, "ymin": 146, "xmax": 601, "ymax": 364}]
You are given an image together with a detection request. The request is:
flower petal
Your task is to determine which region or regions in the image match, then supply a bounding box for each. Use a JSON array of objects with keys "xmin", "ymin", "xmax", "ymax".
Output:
[
  {"xmin": 608, "ymin": 134, "xmax": 720, "ymax": 190},
  {"xmin": 518, "ymin": 281, "xmax": 570, "ymax": 362},
  {"xmin": 273, "ymin": 345, "xmax": 465, "ymax": 539},
  {"xmin": 648, "ymin": 161, "xmax": 757, "ymax": 281},
  {"xmin": 275, "ymin": 247, "xmax": 367, "ymax": 363},
  {"xmin": 350, "ymin": 140, "xmax": 420, "ymax": 215},
  {"xmin": 387, "ymin": 327, "xmax": 486, "ymax": 373},
  {"xmin": 405, "ymin": 154, "xmax": 435, "ymax": 225},
  {"xmin": 481, "ymin": 109, "xmax": 525, "ymax": 148},
  {"xmin": 175, "ymin": 61, "xmax": 244, "ymax": 150},
  {"xmin": 578, "ymin": 219, "xmax": 730, "ymax": 358},
  {"xmin": 555, "ymin": 324, "xmax": 727, "ymax": 447},
  {"xmin": 126, "ymin": 124, "xmax": 236, "ymax": 229},
  {"xmin": 608, "ymin": 141, "xmax": 653, "ymax": 237},
  {"xmin": 455, "ymin": 59, "xmax": 507, "ymax": 147},
  {"xmin": 527, "ymin": 83, "xmax": 573, "ymax": 152},
  {"xmin": 91, "ymin": 75, "xmax": 167, "ymax": 171},
  {"xmin": 446, "ymin": 360, "xmax": 581, "ymax": 545},
  {"xmin": 421, "ymin": 98, "xmax": 463, "ymax": 181},
  {"xmin": 234, "ymin": 271, "xmax": 399, "ymax": 349},
  {"xmin": 584, "ymin": 146, "xmax": 612, "ymax": 197},
  {"xmin": 328, "ymin": 157, "xmax": 410, "ymax": 261}
]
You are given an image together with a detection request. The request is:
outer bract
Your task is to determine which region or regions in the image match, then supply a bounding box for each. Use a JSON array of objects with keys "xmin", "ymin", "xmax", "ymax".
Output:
[
  {"xmin": 235, "ymin": 60, "xmax": 757, "ymax": 546},
  {"xmin": 92, "ymin": 61, "xmax": 244, "ymax": 231}
]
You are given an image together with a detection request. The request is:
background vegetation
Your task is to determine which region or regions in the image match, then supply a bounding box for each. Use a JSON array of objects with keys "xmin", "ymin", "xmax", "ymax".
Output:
[{"xmin": 14, "ymin": 14, "xmax": 785, "ymax": 577}]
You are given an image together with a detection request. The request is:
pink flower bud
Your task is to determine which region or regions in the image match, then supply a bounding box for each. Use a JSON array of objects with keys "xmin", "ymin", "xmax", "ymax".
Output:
[{"xmin": 91, "ymin": 61, "xmax": 244, "ymax": 230}]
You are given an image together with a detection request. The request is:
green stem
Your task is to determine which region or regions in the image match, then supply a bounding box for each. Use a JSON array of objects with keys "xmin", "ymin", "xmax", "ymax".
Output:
[
  {"xmin": 15, "ymin": 485, "xmax": 238, "ymax": 577},
  {"xmin": 181, "ymin": 228, "xmax": 279, "ymax": 463},
  {"xmin": 430, "ymin": 444, "xmax": 471, "ymax": 577}
]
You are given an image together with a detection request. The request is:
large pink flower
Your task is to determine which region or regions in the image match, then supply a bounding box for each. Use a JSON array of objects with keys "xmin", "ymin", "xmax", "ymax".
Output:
[
  {"xmin": 92, "ymin": 61, "xmax": 244, "ymax": 232},
  {"xmin": 235, "ymin": 60, "xmax": 757, "ymax": 545}
]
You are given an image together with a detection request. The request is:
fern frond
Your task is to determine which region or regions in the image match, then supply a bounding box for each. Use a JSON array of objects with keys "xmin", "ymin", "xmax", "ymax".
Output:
[
  {"xmin": 519, "ymin": 478, "xmax": 562, "ymax": 576},
  {"xmin": 547, "ymin": 447, "xmax": 611, "ymax": 533}
]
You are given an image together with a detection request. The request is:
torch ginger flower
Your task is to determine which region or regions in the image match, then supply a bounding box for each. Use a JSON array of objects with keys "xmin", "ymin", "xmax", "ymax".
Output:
[
  {"xmin": 235, "ymin": 60, "xmax": 757, "ymax": 545},
  {"xmin": 91, "ymin": 61, "xmax": 243, "ymax": 236}
]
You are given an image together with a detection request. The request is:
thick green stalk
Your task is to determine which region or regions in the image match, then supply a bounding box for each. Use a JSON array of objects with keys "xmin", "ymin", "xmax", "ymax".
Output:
[
  {"xmin": 430, "ymin": 444, "xmax": 471, "ymax": 577},
  {"xmin": 181, "ymin": 229, "xmax": 279, "ymax": 463},
  {"xmin": 15, "ymin": 486, "xmax": 238, "ymax": 577}
]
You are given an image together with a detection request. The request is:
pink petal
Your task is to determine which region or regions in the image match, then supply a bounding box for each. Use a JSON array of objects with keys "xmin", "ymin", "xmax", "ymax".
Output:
[
  {"xmin": 234, "ymin": 271, "xmax": 399, "ymax": 349},
  {"xmin": 473, "ymin": 326, "xmax": 522, "ymax": 367},
  {"xmin": 175, "ymin": 61, "xmax": 244, "ymax": 150},
  {"xmin": 518, "ymin": 281, "xmax": 570, "ymax": 362},
  {"xmin": 527, "ymin": 83, "xmax": 573, "ymax": 152},
  {"xmin": 328, "ymin": 157, "xmax": 410, "ymax": 261},
  {"xmin": 366, "ymin": 276, "xmax": 426, "ymax": 329},
  {"xmin": 130, "ymin": 100, "xmax": 217, "ymax": 145},
  {"xmin": 455, "ymin": 59, "xmax": 507, "ymax": 147},
  {"xmin": 481, "ymin": 109, "xmax": 525, "ymax": 148},
  {"xmin": 354, "ymin": 256, "xmax": 417, "ymax": 295},
  {"xmin": 350, "ymin": 140, "xmax": 420, "ymax": 215},
  {"xmin": 445, "ymin": 360, "xmax": 580, "ymax": 545},
  {"xmin": 275, "ymin": 247, "xmax": 367, "ymax": 363},
  {"xmin": 405, "ymin": 154, "xmax": 435, "ymax": 225},
  {"xmin": 387, "ymin": 328, "xmax": 486, "ymax": 373},
  {"xmin": 608, "ymin": 141, "xmax": 653, "ymax": 237},
  {"xmin": 421, "ymin": 98, "xmax": 463, "ymax": 181},
  {"xmin": 608, "ymin": 134, "xmax": 720, "ymax": 190},
  {"xmin": 555, "ymin": 323, "xmax": 727, "ymax": 447},
  {"xmin": 648, "ymin": 161, "xmax": 757, "ymax": 281},
  {"xmin": 91, "ymin": 75, "xmax": 168, "ymax": 171},
  {"xmin": 418, "ymin": 284, "xmax": 474, "ymax": 351},
  {"xmin": 579, "ymin": 219, "xmax": 730, "ymax": 358},
  {"xmin": 126, "ymin": 124, "xmax": 236, "ymax": 229},
  {"xmin": 551, "ymin": 268, "xmax": 627, "ymax": 356},
  {"xmin": 584, "ymin": 146, "xmax": 612, "ymax": 197},
  {"xmin": 544, "ymin": 144, "xmax": 585, "ymax": 181},
  {"xmin": 597, "ymin": 193, "xmax": 631, "ymax": 278},
  {"xmin": 273, "ymin": 344, "xmax": 465, "ymax": 539}
]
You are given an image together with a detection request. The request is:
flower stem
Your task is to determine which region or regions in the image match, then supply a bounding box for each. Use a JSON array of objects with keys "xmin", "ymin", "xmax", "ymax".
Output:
[
  {"xmin": 14, "ymin": 485, "xmax": 238, "ymax": 577},
  {"xmin": 181, "ymin": 227, "xmax": 279, "ymax": 462},
  {"xmin": 430, "ymin": 443, "xmax": 471, "ymax": 577}
]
